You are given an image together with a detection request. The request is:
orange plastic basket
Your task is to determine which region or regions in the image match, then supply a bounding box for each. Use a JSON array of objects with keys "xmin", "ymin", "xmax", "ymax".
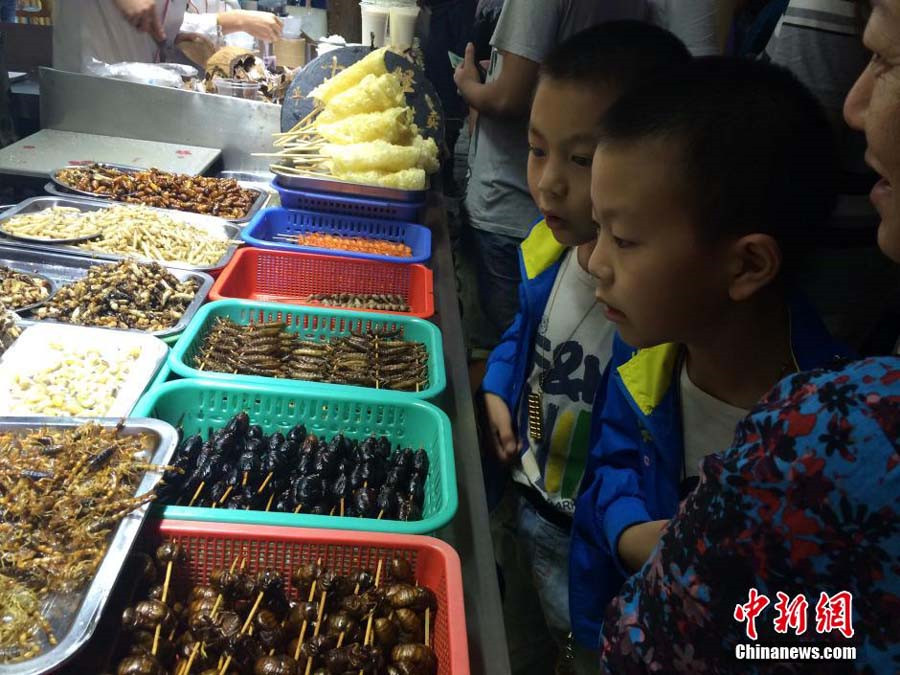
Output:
[
  {"xmin": 141, "ymin": 520, "xmax": 470, "ymax": 675},
  {"xmin": 210, "ymin": 248, "xmax": 435, "ymax": 318}
]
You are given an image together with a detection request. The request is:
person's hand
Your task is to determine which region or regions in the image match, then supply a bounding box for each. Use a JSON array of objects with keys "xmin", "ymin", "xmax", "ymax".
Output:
[
  {"xmin": 113, "ymin": 0, "xmax": 165, "ymax": 43},
  {"xmin": 219, "ymin": 10, "xmax": 283, "ymax": 43},
  {"xmin": 453, "ymin": 42, "xmax": 482, "ymax": 90},
  {"xmin": 618, "ymin": 519, "xmax": 669, "ymax": 573},
  {"xmin": 484, "ymin": 392, "xmax": 518, "ymax": 464}
]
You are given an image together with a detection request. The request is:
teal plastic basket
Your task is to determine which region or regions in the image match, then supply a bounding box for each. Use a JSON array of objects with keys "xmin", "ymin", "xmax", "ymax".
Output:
[
  {"xmin": 132, "ymin": 378, "xmax": 458, "ymax": 535},
  {"xmin": 168, "ymin": 299, "xmax": 446, "ymax": 400}
]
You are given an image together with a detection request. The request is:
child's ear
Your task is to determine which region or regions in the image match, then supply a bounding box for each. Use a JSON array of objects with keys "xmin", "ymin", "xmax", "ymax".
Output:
[{"xmin": 726, "ymin": 233, "xmax": 782, "ymax": 302}]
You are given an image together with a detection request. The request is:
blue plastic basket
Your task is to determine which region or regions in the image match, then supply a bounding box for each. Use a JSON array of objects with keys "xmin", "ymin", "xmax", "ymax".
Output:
[
  {"xmin": 242, "ymin": 207, "xmax": 431, "ymax": 264},
  {"xmin": 169, "ymin": 299, "xmax": 447, "ymax": 400},
  {"xmin": 272, "ymin": 183, "xmax": 425, "ymax": 222},
  {"xmin": 133, "ymin": 378, "xmax": 458, "ymax": 535}
]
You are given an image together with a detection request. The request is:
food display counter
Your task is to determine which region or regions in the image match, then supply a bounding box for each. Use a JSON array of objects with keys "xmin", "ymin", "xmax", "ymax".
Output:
[{"xmin": 0, "ymin": 78, "xmax": 510, "ymax": 675}]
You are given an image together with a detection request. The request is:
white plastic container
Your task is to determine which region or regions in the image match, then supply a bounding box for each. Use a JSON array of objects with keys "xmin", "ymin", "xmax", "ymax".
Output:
[
  {"xmin": 388, "ymin": 5, "xmax": 419, "ymax": 51},
  {"xmin": 360, "ymin": 2, "xmax": 390, "ymax": 48}
]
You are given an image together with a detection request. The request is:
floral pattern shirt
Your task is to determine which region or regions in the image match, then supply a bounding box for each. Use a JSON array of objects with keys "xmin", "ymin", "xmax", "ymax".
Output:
[{"xmin": 601, "ymin": 357, "xmax": 900, "ymax": 674}]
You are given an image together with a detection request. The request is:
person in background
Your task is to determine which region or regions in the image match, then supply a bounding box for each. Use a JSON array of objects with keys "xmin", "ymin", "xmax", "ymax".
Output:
[
  {"xmin": 763, "ymin": 0, "xmax": 900, "ymax": 354},
  {"xmin": 453, "ymin": 0, "xmax": 647, "ymax": 352},
  {"xmin": 1, "ymin": 0, "xmax": 16, "ymax": 23},
  {"xmin": 600, "ymin": 6, "xmax": 900, "ymax": 669},
  {"xmin": 52, "ymin": 0, "xmax": 282, "ymax": 73},
  {"xmin": 646, "ymin": 0, "xmax": 720, "ymax": 56},
  {"xmin": 569, "ymin": 56, "xmax": 851, "ymax": 651},
  {"xmin": 480, "ymin": 23, "xmax": 691, "ymax": 674}
]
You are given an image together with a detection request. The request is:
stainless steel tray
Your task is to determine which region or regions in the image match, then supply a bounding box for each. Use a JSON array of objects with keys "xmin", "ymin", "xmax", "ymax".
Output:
[
  {"xmin": 0, "ymin": 243, "xmax": 213, "ymax": 338},
  {"xmin": 46, "ymin": 166, "xmax": 269, "ymax": 224},
  {"xmin": 0, "ymin": 417, "xmax": 179, "ymax": 675},
  {"xmin": 0, "ymin": 203, "xmax": 104, "ymax": 244},
  {"xmin": 273, "ymin": 172, "xmax": 428, "ymax": 204},
  {"xmin": 49, "ymin": 162, "xmax": 141, "ymax": 200},
  {"xmin": 6, "ymin": 195, "xmax": 242, "ymax": 274},
  {"xmin": 0, "ymin": 268, "xmax": 56, "ymax": 313}
]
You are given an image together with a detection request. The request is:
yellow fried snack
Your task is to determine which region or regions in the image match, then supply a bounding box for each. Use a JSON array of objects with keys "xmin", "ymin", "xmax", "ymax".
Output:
[
  {"xmin": 323, "ymin": 140, "xmax": 420, "ymax": 173},
  {"xmin": 315, "ymin": 107, "xmax": 415, "ymax": 145},
  {"xmin": 335, "ymin": 168, "xmax": 427, "ymax": 190},
  {"xmin": 317, "ymin": 73, "xmax": 404, "ymax": 125},
  {"xmin": 412, "ymin": 135, "xmax": 440, "ymax": 173},
  {"xmin": 308, "ymin": 47, "xmax": 388, "ymax": 104}
]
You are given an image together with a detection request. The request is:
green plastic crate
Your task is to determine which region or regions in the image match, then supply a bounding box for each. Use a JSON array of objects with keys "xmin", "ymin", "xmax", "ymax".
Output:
[
  {"xmin": 132, "ymin": 378, "xmax": 458, "ymax": 535},
  {"xmin": 168, "ymin": 299, "xmax": 446, "ymax": 400}
]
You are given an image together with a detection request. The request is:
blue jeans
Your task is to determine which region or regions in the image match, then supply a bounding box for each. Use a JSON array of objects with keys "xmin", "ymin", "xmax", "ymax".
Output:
[
  {"xmin": 1, "ymin": 0, "xmax": 16, "ymax": 22},
  {"xmin": 471, "ymin": 227, "xmax": 522, "ymax": 350}
]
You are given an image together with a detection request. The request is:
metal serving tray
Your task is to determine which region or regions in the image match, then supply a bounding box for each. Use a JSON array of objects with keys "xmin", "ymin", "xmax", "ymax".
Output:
[
  {"xmin": 0, "ymin": 269, "xmax": 56, "ymax": 313},
  {"xmin": 273, "ymin": 172, "xmax": 428, "ymax": 204},
  {"xmin": 47, "ymin": 164, "xmax": 268, "ymax": 224},
  {"xmin": 49, "ymin": 162, "xmax": 142, "ymax": 200},
  {"xmin": 0, "ymin": 417, "xmax": 179, "ymax": 675},
  {"xmin": 0, "ymin": 323, "xmax": 169, "ymax": 418},
  {"xmin": 0, "ymin": 243, "xmax": 212, "ymax": 338},
  {"xmin": 2, "ymin": 195, "xmax": 242, "ymax": 274}
]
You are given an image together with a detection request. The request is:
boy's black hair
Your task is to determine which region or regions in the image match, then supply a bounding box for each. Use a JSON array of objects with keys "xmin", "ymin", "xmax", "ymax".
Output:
[
  {"xmin": 596, "ymin": 56, "xmax": 839, "ymax": 269},
  {"xmin": 539, "ymin": 21, "xmax": 692, "ymax": 92}
]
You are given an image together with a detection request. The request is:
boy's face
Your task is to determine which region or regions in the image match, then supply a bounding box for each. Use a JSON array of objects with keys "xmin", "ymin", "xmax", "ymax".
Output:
[
  {"xmin": 588, "ymin": 140, "xmax": 732, "ymax": 349},
  {"xmin": 527, "ymin": 78, "xmax": 615, "ymax": 246}
]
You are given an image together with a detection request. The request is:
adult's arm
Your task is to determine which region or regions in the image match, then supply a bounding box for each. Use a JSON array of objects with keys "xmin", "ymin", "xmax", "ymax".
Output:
[{"xmin": 454, "ymin": 43, "xmax": 538, "ymax": 119}]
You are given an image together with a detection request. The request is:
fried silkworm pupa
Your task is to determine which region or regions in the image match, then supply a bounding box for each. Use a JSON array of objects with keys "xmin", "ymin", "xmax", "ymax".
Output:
[
  {"xmin": 285, "ymin": 600, "xmax": 320, "ymax": 633},
  {"xmin": 127, "ymin": 630, "xmax": 174, "ymax": 662},
  {"xmin": 292, "ymin": 560, "xmax": 324, "ymax": 592},
  {"xmin": 373, "ymin": 616, "xmax": 400, "ymax": 649},
  {"xmin": 397, "ymin": 499, "xmax": 422, "ymax": 522},
  {"xmin": 394, "ymin": 608, "xmax": 424, "ymax": 641},
  {"xmin": 122, "ymin": 600, "xmax": 175, "ymax": 632},
  {"xmin": 349, "ymin": 567, "xmax": 374, "ymax": 592},
  {"xmin": 388, "ymin": 557, "xmax": 413, "ymax": 583},
  {"xmin": 253, "ymin": 654, "xmax": 300, "ymax": 675},
  {"xmin": 392, "ymin": 644, "xmax": 438, "ymax": 675},
  {"xmin": 155, "ymin": 541, "xmax": 186, "ymax": 564},
  {"xmin": 116, "ymin": 653, "xmax": 166, "ymax": 675}
]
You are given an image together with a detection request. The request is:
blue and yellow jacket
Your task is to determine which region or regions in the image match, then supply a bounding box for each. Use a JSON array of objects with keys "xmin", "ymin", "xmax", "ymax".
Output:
[
  {"xmin": 482, "ymin": 219, "xmax": 566, "ymax": 409},
  {"xmin": 569, "ymin": 295, "xmax": 852, "ymax": 648},
  {"xmin": 480, "ymin": 219, "xmax": 566, "ymax": 507}
]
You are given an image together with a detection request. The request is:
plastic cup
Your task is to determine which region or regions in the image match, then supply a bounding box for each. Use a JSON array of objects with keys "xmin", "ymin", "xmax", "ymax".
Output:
[
  {"xmin": 213, "ymin": 78, "xmax": 262, "ymax": 100},
  {"xmin": 388, "ymin": 5, "xmax": 419, "ymax": 51},
  {"xmin": 360, "ymin": 3, "xmax": 390, "ymax": 48}
]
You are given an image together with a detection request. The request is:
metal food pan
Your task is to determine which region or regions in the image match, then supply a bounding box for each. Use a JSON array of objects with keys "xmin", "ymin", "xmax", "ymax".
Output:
[
  {"xmin": 5, "ymin": 194, "xmax": 243, "ymax": 274},
  {"xmin": 0, "ymin": 269, "xmax": 56, "ymax": 313},
  {"xmin": 274, "ymin": 172, "xmax": 428, "ymax": 203},
  {"xmin": 49, "ymin": 162, "xmax": 142, "ymax": 200},
  {"xmin": 0, "ymin": 417, "xmax": 178, "ymax": 675},
  {"xmin": 0, "ymin": 243, "xmax": 213, "ymax": 339},
  {"xmin": 45, "ymin": 170, "xmax": 268, "ymax": 224}
]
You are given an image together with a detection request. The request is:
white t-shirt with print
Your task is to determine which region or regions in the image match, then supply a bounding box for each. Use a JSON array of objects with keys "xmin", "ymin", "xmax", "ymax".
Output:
[
  {"xmin": 514, "ymin": 251, "xmax": 616, "ymax": 514},
  {"xmin": 680, "ymin": 366, "xmax": 750, "ymax": 478}
]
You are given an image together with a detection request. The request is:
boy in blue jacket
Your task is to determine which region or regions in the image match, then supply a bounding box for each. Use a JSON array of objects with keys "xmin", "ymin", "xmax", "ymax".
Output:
[
  {"xmin": 570, "ymin": 56, "xmax": 854, "ymax": 650},
  {"xmin": 479, "ymin": 22, "xmax": 691, "ymax": 672}
]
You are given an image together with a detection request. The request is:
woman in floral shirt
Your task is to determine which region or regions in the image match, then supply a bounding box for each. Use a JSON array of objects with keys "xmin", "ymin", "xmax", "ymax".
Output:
[{"xmin": 600, "ymin": 2, "xmax": 900, "ymax": 672}]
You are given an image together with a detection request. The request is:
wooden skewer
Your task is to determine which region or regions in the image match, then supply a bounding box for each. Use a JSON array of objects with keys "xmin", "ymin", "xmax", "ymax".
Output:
[
  {"xmin": 425, "ymin": 607, "xmax": 431, "ymax": 648},
  {"xmin": 187, "ymin": 481, "xmax": 205, "ymax": 507},
  {"xmin": 294, "ymin": 503, "xmax": 303, "ymax": 513},
  {"xmin": 303, "ymin": 590, "xmax": 328, "ymax": 675},
  {"xmin": 257, "ymin": 472, "xmax": 273, "ymax": 494},
  {"xmin": 218, "ymin": 589, "xmax": 265, "ymax": 675},
  {"xmin": 218, "ymin": 485, "xmax": 234, "ymax": 505},
  {"xmin": 340, "ymin": 498, "xmax": 345, "ymax": 517},
  {"xmin": 357, "ymin": 559, "xmax": 384, "ymax": 674},
  {"xmin": 265, "ymin": 492, "xmax": 275, "ymax": 512},
  {"xmin": 151, "ymin": 555, "xmax": 175, "ymax": 656}
]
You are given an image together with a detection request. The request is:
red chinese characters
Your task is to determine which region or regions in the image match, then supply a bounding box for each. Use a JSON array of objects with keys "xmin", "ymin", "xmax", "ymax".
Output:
[
  {"xmin": 815, "ymin": 591, "xmax": 855, "ymax": 639},
  {"xmin": 734, "ymin": 588, "xmax": 771, "ymax": 640}
]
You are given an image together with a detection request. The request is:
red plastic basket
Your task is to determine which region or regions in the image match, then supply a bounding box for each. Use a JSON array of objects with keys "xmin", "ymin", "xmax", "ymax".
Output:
[
  {"xmin": 210, "ymin": 247, "xmax": 435, "ymax": 318},
  {"xmin": 140, "ymin": 520, "xmax": 469, "ymax": 675}
]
